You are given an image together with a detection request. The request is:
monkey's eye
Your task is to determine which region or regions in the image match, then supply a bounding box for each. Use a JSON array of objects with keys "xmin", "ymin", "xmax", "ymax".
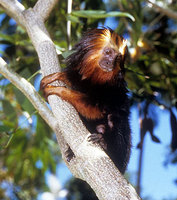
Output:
[
  {"xmin": 104, "ymin": 48, "xmax": 115, "ymax": 56},
  {"xmin": 105, "ymin": 49, "xmax": 111, "ymax": 55}
]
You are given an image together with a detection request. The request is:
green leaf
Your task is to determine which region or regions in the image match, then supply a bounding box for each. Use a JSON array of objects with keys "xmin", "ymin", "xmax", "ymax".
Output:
[
  {"xmin": 2, "ymin": 100, "xmax": 17, "ymax": 123},
  {"xmin": 36, "ymin": 115, "xmax": 51, "ymax": 141},
  {"xmin": 71, "ymin": 10, "xmax": 135, "ymax": 21},
  {"xmin": 4, "ymin": 134, "xmax": 14, "ymax": 148},
  {"xmin": 0, "ymin": 33, "xmax": 15, "ymax": 43},
  {"xmin": 0, "ymin": 132, "xmax": 10, "ymax": 150},
  {"xmin": 55, "ymin": 44, "xmax": 65, "ymax": 55},
  {"xmin": 0, "ymin": 125, "xmax": 11, "ymax": 133},
  {"xmin": 62, "ymin": 50, "xmax": 76, "ymax": 59},
  {"xmin": 67, "ymin": 15, "xmax": 81, "ymax": 23},
  {"xmin": 13, "ymin": 87, "xmax": 35, "ymax": 114}
]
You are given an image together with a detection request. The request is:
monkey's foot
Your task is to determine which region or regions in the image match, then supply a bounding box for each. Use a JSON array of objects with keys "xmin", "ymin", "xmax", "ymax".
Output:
[
  {"xmin": 65, "ymin": 147, "xmax": 75, "ymax": 162},
  {"xmin": 88, "ymin": 133, "xmax": 107, "ymax": 150}
]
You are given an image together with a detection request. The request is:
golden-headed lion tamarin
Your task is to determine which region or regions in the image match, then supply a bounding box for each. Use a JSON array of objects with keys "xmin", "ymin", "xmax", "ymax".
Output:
[{"xmin": 41, "ymin": 28, "xmax": 131, "ymax": 174}]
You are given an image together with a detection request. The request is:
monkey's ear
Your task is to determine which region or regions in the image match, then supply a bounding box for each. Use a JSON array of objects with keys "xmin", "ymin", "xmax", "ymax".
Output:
[
  {"xmin": 81, "ymin": 75, "xmax": 87, "ymax": 80},
  {"xmin": 118, "ymin": 39, "xmax": 127, "ymax": 56}
]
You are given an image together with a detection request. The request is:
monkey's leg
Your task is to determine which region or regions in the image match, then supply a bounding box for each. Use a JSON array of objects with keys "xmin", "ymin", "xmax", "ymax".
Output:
[
  {"xmin": 40, "ymin": 72, "xmax": 71, "ymax": 89},
  {"xmin": 43, "ymin": 85, "xmax": 104, "ymax": 120}
]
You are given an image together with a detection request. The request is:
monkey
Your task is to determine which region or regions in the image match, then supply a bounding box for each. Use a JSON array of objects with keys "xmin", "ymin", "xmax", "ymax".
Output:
[{"xmin": 40, "ymin": 28, "xmax": 131, "ymax": 174}]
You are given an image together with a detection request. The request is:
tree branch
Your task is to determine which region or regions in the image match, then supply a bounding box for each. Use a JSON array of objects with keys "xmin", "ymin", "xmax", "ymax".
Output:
[
  {"xmin": 33, "ymin": 0, "xmax": 58, "ymax": 21},
  {"xmin": 147, "ymin": 0, "xmax": 177, "ymax": 20},
  {"xmin": 0, "ymin": 58, "xmax": 56, "ymax": 130},
  {"xmin": 67, "ymin": 0, "xmax": 72, "ymax": 50},
  {"xmin": 0, "ymin": 0, "xmax": 25, "ymax": 27}
]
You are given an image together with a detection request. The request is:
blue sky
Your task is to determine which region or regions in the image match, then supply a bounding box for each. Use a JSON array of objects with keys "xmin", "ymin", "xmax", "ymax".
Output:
[{"xmin": 129, "ymin": 107, "xmax": 177, "ymax": 200}]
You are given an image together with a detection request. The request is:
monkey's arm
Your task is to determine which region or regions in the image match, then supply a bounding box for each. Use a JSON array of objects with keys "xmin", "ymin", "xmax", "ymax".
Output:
[
  {"xmin": 40, "ymin": 72, "xmax": 72, "ymax": 89},
  {"xmin": 43, "ymin": 85, "xmax": 104, "ymax": 120}
]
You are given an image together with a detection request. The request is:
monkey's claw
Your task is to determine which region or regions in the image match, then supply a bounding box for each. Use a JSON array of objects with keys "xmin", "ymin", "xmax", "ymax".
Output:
[
  {"xmin": 65, "ymin": 147, "xmax": 75, "ymax": 162},
  {"xmin": 88, "ymin": 133, "xmax": 107, "ymax": 150}
]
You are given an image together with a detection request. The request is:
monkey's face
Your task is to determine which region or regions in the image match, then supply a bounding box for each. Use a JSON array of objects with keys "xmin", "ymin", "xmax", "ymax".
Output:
[
  {"xmin": 73, "ymin": 28, "xmax": 127, "ymax": 84},
  {"xmin": 98, "ymin": 30, "xmax": 127, "ymax": 74},
  {"xmin": 99, "ymin": 47, "xmax": 118, "ymax": 72}
]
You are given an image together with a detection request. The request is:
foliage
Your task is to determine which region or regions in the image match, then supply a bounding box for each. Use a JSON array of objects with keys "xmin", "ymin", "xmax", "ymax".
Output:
[{"xmin": 0, "ymin": 0, "xmax": 177, "ymax": 199}]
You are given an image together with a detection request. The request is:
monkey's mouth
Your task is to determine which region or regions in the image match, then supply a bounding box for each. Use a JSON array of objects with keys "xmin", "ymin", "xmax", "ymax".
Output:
[
  {"xmin": 99, "ymin": 62, "xmax": 114, "ymax": 72},
  {"xmin": 99, "ymin": 53, "xmax": 123, "ymax": 72},
  {"xmin": 99, "ymin": 57, "xmax": 116, "ymax": 72}
]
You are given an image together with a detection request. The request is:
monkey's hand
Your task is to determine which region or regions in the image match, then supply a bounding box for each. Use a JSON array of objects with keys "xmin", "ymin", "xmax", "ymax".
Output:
[
  {"xmin": 87, "ymin": 124, "xmax": 107, "ymax": 150},
  {"xmin": 40, "ymin": 72, "xmax": 72, "ymax": 90}
]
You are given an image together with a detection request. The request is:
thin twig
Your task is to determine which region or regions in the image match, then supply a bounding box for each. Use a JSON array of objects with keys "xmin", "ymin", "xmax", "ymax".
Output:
[
  {"xmin": 0, "ymin": 0, "xmax": 25, "ymax": 27},
  {"xmin": 34, "ymin": 0, "xmax": 58, "ymax": 21},
  {"xmin": 67, "ymin": 0, "xmax": 72, "ymax": 50},
  {"xmin": 117, "ymin": 1, "xmax": 132, "ymax": 33},
  {"xmin": 147, "ymin": 0, "xmax": 177, "ymax": 20}
]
